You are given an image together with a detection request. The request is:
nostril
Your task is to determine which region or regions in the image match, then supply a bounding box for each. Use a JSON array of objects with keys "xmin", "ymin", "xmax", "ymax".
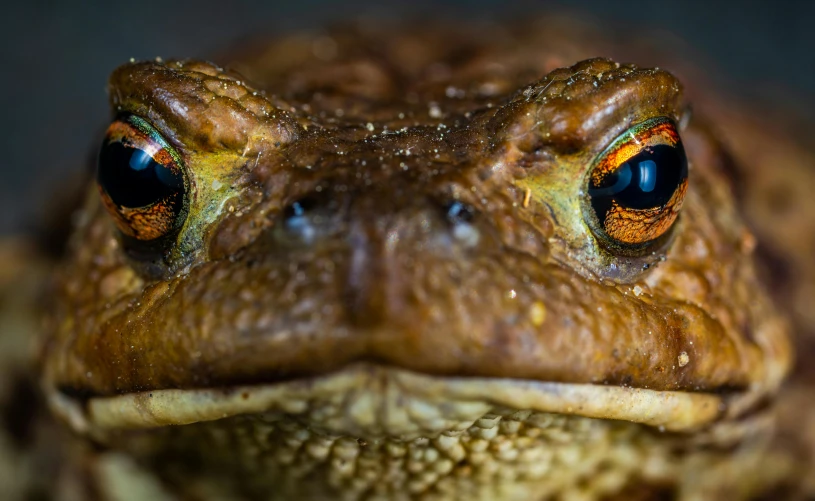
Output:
[
  {"xmin": 283, "ymin": 201, "xmax": 316, "ymax": 242},
  {"xmin": 279, "ymin": 196, "xmax": 334, "ymax": 245},
  {"xmin": 443, "ymin": 200, "xmax": 480, "ymax": 247},
  {"xmin": 283, "ymin": 197, "xmax": 320, "ymax": 221},
  {"xmin": 444, "ymin": 200, "xmax": 476, "ymax": 224}
]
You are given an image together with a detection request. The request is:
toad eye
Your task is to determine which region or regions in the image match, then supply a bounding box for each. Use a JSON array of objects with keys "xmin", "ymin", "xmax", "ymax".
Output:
[
  {"xmin": 97, "ymin": 115, "xmax": 188, "ymax": 242},
  {"xmin": 585, "ymin": 117, "xmax": 688, "ymax": 249}
]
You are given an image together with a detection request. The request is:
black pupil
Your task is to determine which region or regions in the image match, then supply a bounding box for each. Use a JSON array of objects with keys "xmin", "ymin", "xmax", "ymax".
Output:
[
  {"xmin": 589, "ymin": 142, "xmax": 688, "ymax": 220},
  {"xmin": 98, "ymin": 139, "xmax": 183, "ymax": 209}
]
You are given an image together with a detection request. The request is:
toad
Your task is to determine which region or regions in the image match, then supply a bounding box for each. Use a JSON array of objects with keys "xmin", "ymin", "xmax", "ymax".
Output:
[{"xmin": 36, "ymin": 20, "xmax": 800, "ymax": 501}]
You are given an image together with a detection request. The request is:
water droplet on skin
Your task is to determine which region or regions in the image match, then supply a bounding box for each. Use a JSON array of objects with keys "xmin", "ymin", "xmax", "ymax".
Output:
[{"xmin": 428, "ymin": 103, "xmax": 442, "ymax": 119}]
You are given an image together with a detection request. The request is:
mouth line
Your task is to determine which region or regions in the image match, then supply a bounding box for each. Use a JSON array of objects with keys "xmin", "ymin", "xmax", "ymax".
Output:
[{"xmin": 49, "ymin": 363, "xmax": 727, "ymax": 439}]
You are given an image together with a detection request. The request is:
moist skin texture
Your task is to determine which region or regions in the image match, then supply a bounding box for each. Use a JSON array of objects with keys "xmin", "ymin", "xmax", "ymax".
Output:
[{"xmin": 37, "ymin": 20, "xmax": 798, "ymax": 501}]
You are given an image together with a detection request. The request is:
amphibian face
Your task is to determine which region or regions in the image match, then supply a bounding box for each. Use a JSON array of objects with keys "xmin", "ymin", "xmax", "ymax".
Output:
[{"xmin": 41, "ymin": 23, "xmax": 792, "ymax": 501}]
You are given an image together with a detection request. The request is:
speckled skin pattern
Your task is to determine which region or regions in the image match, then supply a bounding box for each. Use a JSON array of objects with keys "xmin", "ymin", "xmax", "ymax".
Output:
[{"xmin": 34, "ymin": 20, "xmax": 804, "ymax": 500}]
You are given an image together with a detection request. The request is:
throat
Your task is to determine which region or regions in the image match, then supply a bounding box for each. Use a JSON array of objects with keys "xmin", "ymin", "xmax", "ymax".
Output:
[{"xmin": 109, "ymin": 408, "xmax": 672, "ymax": 501}]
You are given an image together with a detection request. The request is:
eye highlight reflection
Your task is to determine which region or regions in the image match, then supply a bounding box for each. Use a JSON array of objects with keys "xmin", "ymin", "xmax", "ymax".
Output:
[{"xmin": 586, "ymin": 117, "xmax": 688, "ymax": 248}]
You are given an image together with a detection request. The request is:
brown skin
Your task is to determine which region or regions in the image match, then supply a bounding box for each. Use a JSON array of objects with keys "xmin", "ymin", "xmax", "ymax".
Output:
[{"xmin": 39, "ymin": 22, "xmax": 796, "ymax": 500}]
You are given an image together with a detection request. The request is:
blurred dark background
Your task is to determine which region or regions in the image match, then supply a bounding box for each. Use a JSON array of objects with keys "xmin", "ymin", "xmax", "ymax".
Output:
[{"xmin": 3, "ymin": 0, "xmax": 813, "ymax": 235}]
